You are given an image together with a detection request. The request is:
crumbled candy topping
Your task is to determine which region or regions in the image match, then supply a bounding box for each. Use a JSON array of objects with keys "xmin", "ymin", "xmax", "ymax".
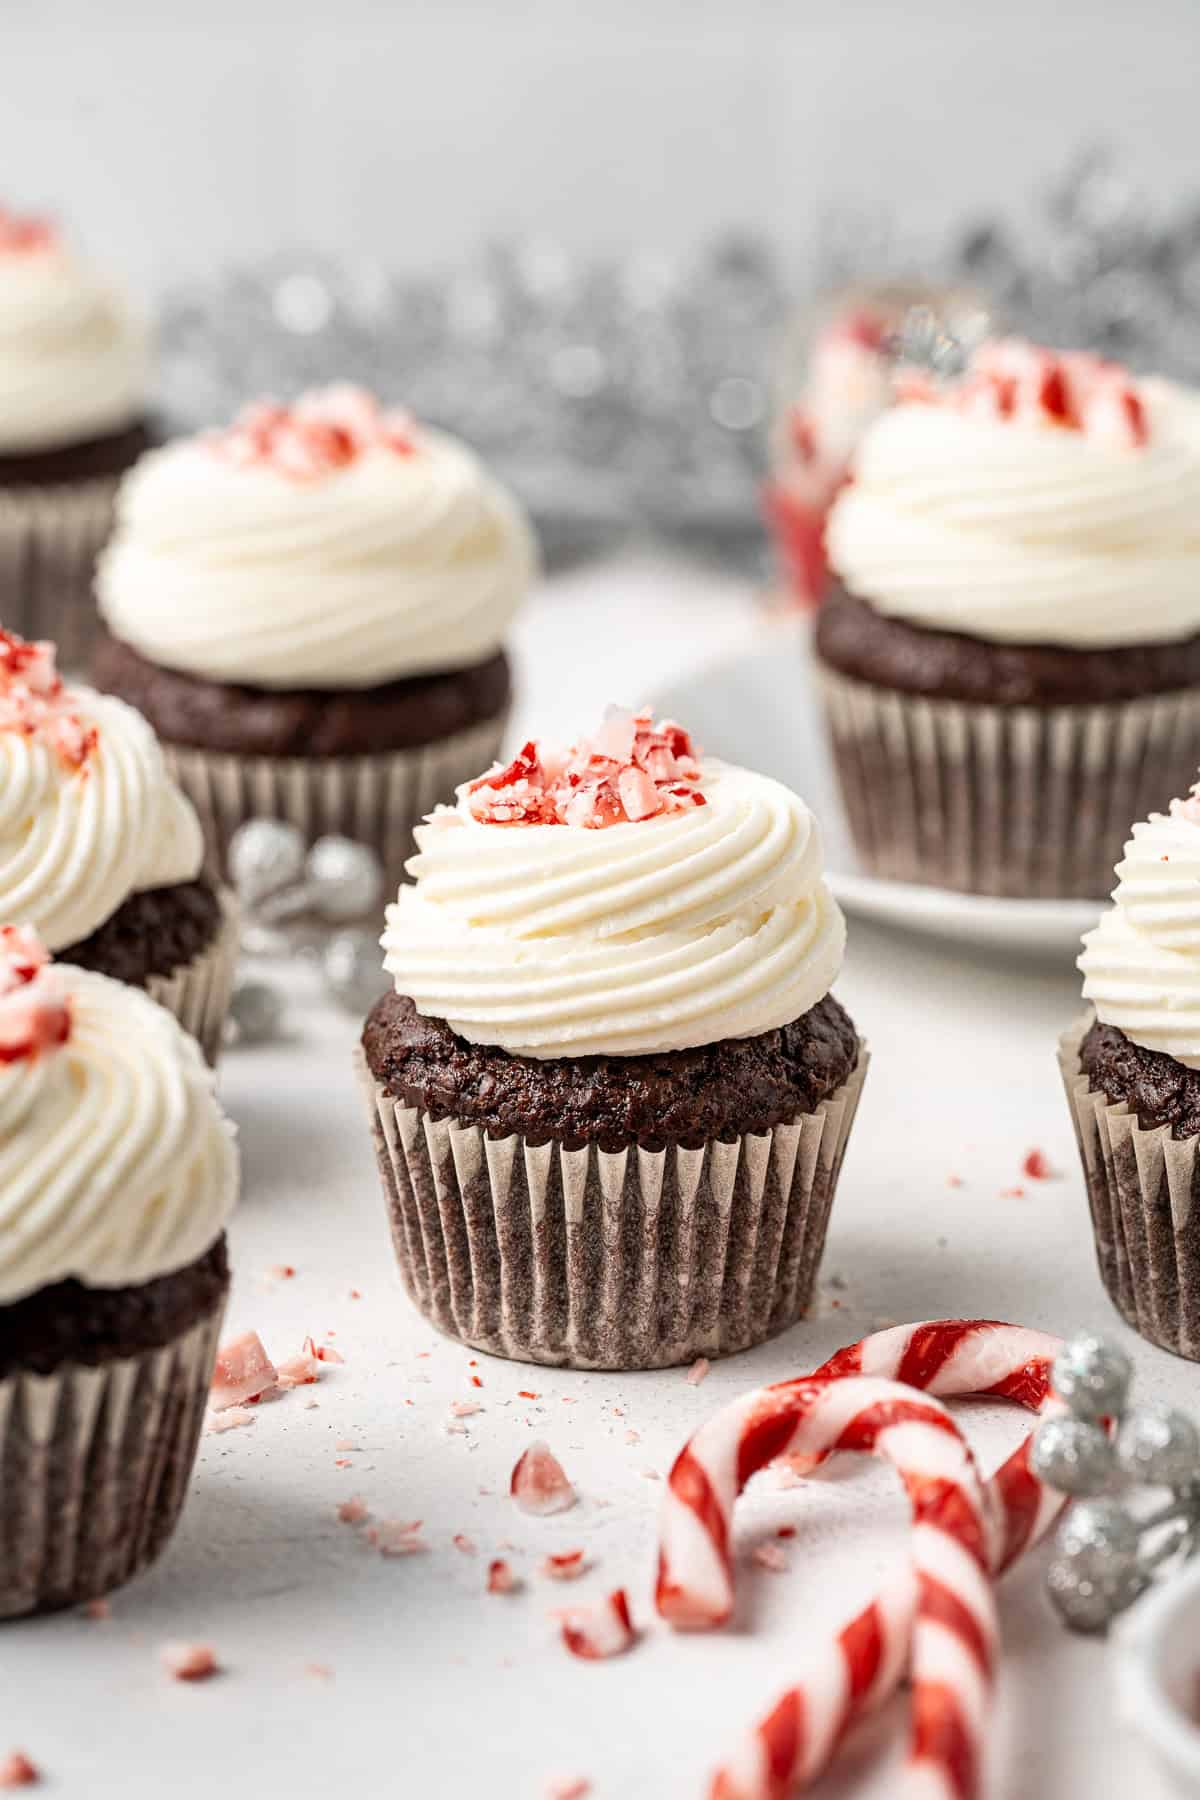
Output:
[
  {"xmin": 1170, "ymin": 777, "xmax": 1200, "ymax": 824},
  {"xmin": 467, "ymin": 707, "xmax": 705, "ymax": 829},
  {"xmin": 511, "ymin": 1442, "xmax": 577, "ymax": 1516},
  {"xmin": 161, "ymin": 1643, "xmax": 219, "ymax": 1682},
  {"xmin": 560, "ymin": 1590, "xmax": 636, "ymax": 1661},
  {"xmin": 207, "ymin": 385, "xmax": 417, "ymax": 481},
  {"xmin": 0, "ymin": 205, "xmax": 56, "ymax": 256},
  {"xmin": 0, "ymin": 927, "xmax": 70, "ymax": 1064},
  {"xmin": 0, "ymin": 631, "xmax": 98, "ymax": 770},
  {"xmin": 0, "ymin": 1752, "xmax": 39, "ymax": 1789},
  {"xmin": 487, "ymin": 1558, "xmax": 519, "ymax": 1594},
  {"xmin": 542, "ymin": 1550, "xmax": 587, "ymax": 1581},
  {"xmin": 210, "ymin": 1331, "xmax": 278, "ymax": 1411},
  {"xmin": 899, "ymin": 339, "xmax": 1150, "ymax": 449}
]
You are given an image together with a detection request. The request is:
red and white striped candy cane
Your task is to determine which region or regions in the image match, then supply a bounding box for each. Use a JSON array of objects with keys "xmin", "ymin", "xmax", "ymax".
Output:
[
  {"xmin": 658, "ymin": 1320, "xmax": 1065, "ymax": 1800},
  {"xmin": 660, "ymin": 1375, "xmax": 997, "ymax": 1799}
]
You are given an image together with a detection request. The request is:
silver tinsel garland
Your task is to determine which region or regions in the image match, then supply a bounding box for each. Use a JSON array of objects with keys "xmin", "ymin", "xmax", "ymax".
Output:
[{"xmin": 158, "ymin": 146, "xmax": 1200, "ymax": 565}]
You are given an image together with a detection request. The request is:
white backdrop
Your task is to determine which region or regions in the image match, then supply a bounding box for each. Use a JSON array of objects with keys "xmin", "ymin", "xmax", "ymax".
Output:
[{"xmin": 5, "ymin": 0, "xmax": 1199, "ymax": 293}]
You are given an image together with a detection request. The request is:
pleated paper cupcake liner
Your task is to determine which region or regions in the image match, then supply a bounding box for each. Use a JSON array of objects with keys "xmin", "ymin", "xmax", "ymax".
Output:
[
  {"xmin": 0, "ymin": 1298, "xmax": 225, "ymax": 1619},
  {"xmin": 1060, "ymin": 1015, "xmax": 1200, "ymax": 1361},
  {"xmin": 356, "ymin": 1042, "xmax": 869, "ymax": 1371},
  {"xmin": 143, "ymin": 885, "xmax": 240, "ymax": 1066},
  {"xmin": 0, "ymin": 478, "xmax": 119, "ymax": 675},
  {"xmin": 818, "ymin": 666, "xmax": 1200, "ymax": 901},
  {"xmin": 165, "ymin": 712, "xmax": 508, "ymax": 900}
]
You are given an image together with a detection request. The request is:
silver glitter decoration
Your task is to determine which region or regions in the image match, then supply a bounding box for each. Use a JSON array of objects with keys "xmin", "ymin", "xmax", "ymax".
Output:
[
  {"xmin": 305, "ymin": 836, "xmax": 385, "ymax": 924},
  {"xmin": 158, "ymin": 148, "xmax": 1200, "ymax": 569},
  {"xmin": 225, "ymin": 980, "xmax": 286, "ymax": 1047},
  {"xmin": 1117, "ymin": 1406, "xmax": 1200, "ymax": 1490},
  {"xmin": 1050, "ymin": 1333, "xmax": 1133, "ymax": 1422},
  {"xmin": 1034, "ymin": 1331, "xmax": 1200, "ymax": 1633},
  {"xmin": 323, "ymin": 928, "xmax": 390, "ymax": 1015},
  {"xmin": 1047, "ymin": 1499, "xmax": 1146, "ymax": 1634},
  {"xmin": 227, "ymin": 818, "xmax": 307, "ymax": 910},
  {"xmin": 1029, "ymin": 1415, "xmax": 1115, "ymax": 1498}
]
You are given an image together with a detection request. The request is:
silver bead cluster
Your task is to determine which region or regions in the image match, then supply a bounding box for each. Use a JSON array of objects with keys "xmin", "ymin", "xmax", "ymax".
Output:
[
  {"xmin": 224, "ymin": 819, "xmax": 390, "ymax": 1043},
  {"xmin": 1031, "ymin": 1333, "xmax": 1200, "ymax": 1634}
]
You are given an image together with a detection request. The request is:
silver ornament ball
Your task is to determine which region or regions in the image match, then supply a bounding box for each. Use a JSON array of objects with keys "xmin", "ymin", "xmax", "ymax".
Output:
[
  {"xmin": 1051, "ymin": 1332, "xmax": 1133, "ymax": 1421},
  {"xmin": 228, "ymin": 818, "xmax": 307, "ymax": 906},
  {"xmin": 1029, "ymin": 1414, "xmax": 1115, "ymax": 1497},
  {"xmin": 226, "ymin": 979, "xmax": 286, "ymax": 1046},
  {"xmin": 1047, "ymin": 1498, "xmax": 1145, "ymax": 1633},
  {"xmin": 323, "ymin": 929, "xmax": 390, "ymax": 1015},
  {"xmin": 1117, "ymin": 1405, "xmax": 1200, "ymax": 1490},
  {"xmin": 306, "ymin": 835, "xmax": 385, "ymax": 923}
]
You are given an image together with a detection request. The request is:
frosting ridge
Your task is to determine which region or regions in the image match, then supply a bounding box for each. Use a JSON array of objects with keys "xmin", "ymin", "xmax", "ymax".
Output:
[
  {"xmin": 0, "ymin": 957, "xmax": 237, "ymax": 1302},
  {"xmin": 0, "ymin": 632, "xmax": 203, "ymax": 951},
  {"xmin": 96, "ymin": 389, "xmax": 536, "ymax": 689},
  {"xmin": 827, "ymin": 342, "xmax": 1200, "ymax": 648},
  {"xmin": 1079, "ymin": 785, "xmax": 1200, "ymax": 1066},
  {"xmin": 383, "ymin": 748, "xmax": 846, "ymax": 1058},
  {"xmin": 0, "ymin": 209, "xmax": 148, "ymax": 454}
]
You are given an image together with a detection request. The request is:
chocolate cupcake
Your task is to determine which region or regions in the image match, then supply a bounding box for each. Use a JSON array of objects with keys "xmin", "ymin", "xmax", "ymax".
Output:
[
  {"xmin": 1061, "ymin": 780, "xmax": 1200, "ymax": 1359},
  {"xmin": 816, "ymin": 339, "xmax": 1200, "ymax": 900},
  {"xmin": 0, "ymin": 629, "xmax": 236, "ymax": 1061},
  {"xmin": 94, "ymin": 387, "xmax": 535, "ymax": 894},
  {"xmin": 0, "ymin": 930, "xmax": 238, "ymax": 1616},
  {"xmin": 0, "ymin": 203, "xmax": 152, "ymax": 669},
  {"xmin": 359, "ymin": 709, "xmax": 867, "ymax": 1370}
]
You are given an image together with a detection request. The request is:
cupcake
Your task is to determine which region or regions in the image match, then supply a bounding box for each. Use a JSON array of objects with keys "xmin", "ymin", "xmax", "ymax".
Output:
[
  {"xmin": 0, "ymin": 202, "xmax": 151, "ymax": 668},
  {"xmin": 0, "ymin": 929, "xmax": 238, "ymax": 1616},
  {"xmin": 93, "ymin": 387, "xmax": 535, "ymax": 894},
  {"xmin": 816, "ymin": 339, "xmax": 1200, "ymax": 900},
  {"xmin": 1062, "ymin": 779, "xmax": 1200, "ymax": 1360},
  {"xmin": 0, "ymin": 628, "xmax": 237, "ymax": 1062},
  {"xmin": 358, "ymin": 708, "xmax": 867, "ymax": 1370}
]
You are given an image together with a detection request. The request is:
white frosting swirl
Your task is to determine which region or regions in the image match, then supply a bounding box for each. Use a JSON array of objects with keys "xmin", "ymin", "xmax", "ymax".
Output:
[
  {"xmin": 0, "ymin": 244, "xmax": 148, "ymax": 454},
  {"xmin": 0, "ymin": 964, "xmax": 237, "ymax": 1303},
  {"xmin": 826, "ymin": 378, "xmax": 1200, "ymax": 647},
  {"xmin": 382, "ymin": 760, "xmax": 846, "ymax": 1058},
  {"xmin": 0, "ymin": 684, "xmax": 203, "ymax": 951},
  {"xmin": 96, "ymin": 424, "xmax": 536, "ymax": 688},
  {"xmin": 1079, "ymin": 799, "xmax": 1200, "ymax": 1066}
]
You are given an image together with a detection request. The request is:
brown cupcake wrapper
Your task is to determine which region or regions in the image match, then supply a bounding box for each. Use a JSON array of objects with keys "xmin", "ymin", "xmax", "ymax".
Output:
[
  {"xmin": 0, "ymin": 1297, "xmax": 225, "ymax": 1619},
  {"xmin": 0, "ymin": 478, "xmax": 118, "ymax": 674},
  {"xmin": 1060, "ymin": 1015, "xmax": 1200, "ymax": 1360},
  {"xmin": 356, "ymin": 1040, "xmax": 869, "ymax": 1371},
  {"xmin": 818, "ymin": 667, "xmax": 1200, "ymax": 900},
  {"xmin": 165, "ymin": 712, "xmax": 509, "ymax": 899},
  {"xmin": 143, "ymin": 885, "xmax": 240, "ymax": 1066}
]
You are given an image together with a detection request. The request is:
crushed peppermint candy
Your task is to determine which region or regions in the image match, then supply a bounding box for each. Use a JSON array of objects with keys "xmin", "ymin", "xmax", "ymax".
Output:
[
  {"xmin": 1022, "ymin": 1148, "xmax": 1055, "ymax": 1181},
  {"xmin": 0, "ymin": 928, "xmax": 70, "ymax": 1065},
  {"xmin": 467, "ymin": 707, "xmax": 705, "ymax": 829},
  {"xmin": 1171, "ymin": 779, "xmax": 1200, "ymax": 824},
  {"xmin": 452, "ymin": 1533, "xmax": 478, "ymax": 1556},
  {"xmin": 210, "ymin": 1331, "xmax": 278, "ymax": 1411},
  {"xmin": 487, "ymin": 1558, "xmax": 520, "ymax": 1594},
  {"xmin": 0, "ymin": 204, "xmax": 56, "ymax": 256},
  {"xmin": 161, "ymin": 1642, "xmax": 220, "ymax": 1682},
  {"xmin": 337, "ymin": 1495, "xmax": 370, "ymax": 1526},
  {"xmin": 750, "ymin": 1541, "xmax": 790, "ymax": 1573},
  {"xmin": 899, "ymin": 339, "xmax": 1150, "ymax": 448},
  {"xmin": 368, "ymin": 1519, "xmax": 427, "ymax": 1558},
  {"xmin": 560, "ymin": 1590, "xmax": 636, "ymax": 1661},
  {"xmin": 204, "ymin": 1407, "xmax": 256, "ymax": 1435},
  {"xmin": 207, "ymin": 386, "xmax": 417, "ymax": 482},
  {"xmin": 546, "ymin": 1781, "xmax": 591, "ymax": 1800},
  {"xmin": 0, "ymin": 631, "xmax": 98, "ymax": 770},
  {"xmin": 0, "ymin": 1752, "xmax": 39, "ymax": 1789},
  {"xmin": 511, "ymin": 1442, "xmax": 576, "ymax": 1516},
  {"xmin": 685, "ymin": 1357, "xmax": 711, "ymax": 1387},
  {"xmin": 541, "ymin": 1550, "xmax": 587, "ymax": 1581}
]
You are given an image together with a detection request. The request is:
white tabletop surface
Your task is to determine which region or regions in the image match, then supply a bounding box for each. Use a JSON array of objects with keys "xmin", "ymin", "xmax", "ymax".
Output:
[{"xmin": 8, "ymin": 557, "xmax": 1195, "ymax": 1799}]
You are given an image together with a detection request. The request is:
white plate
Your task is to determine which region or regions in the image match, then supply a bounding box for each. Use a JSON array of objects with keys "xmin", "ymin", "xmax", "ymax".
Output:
[{"xmin": 654, "ymin": 620, "xmax": 1103, "ymax": 958}]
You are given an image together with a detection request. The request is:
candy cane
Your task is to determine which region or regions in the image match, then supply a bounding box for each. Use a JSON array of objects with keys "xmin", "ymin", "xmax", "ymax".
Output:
[{"xmin": 658, "ymin": 1320, "xmax": 1065, "ymax": 1800}]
